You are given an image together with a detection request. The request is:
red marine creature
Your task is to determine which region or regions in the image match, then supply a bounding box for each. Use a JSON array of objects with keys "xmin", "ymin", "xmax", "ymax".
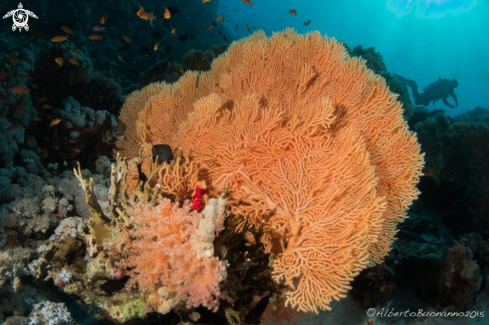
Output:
[{"xmin": 190, "ymin": 186, "xmax": 209, "ymax": 212}]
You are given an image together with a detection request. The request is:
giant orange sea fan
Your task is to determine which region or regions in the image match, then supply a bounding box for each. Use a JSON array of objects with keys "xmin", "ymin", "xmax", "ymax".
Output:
[{"xmin": 116, "ymin": 29, "xmax": 424, "ymax": 313}]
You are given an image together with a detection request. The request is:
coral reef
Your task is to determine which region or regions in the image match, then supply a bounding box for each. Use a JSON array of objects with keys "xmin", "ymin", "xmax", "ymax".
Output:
[
  {"xmin": 0, "ymin": 158, "xmax": 113, "ymax": 322},
  {"xmin": 436, "ymin": 243, "xmax": 482, "ymax": 310},
  {"xmin": 414, "ymin": 107, "xmax": 489, "ymax": 236},
  {"xmin": 0, "ymin": 48, "xmax": 50, "ymax": 194},
  {"xmin": 376, "ymin": 193, "xmax": 489, "ymax": 315},
  {"xmin": 0, "ymin": 43, "xmax": 120, "ymax": 199},
  {"xmin": 40, "ymin": 96, "xmax": 119, "ymax": 170},
  {"xmin": 418, "ymin": 241, "xmax": 482, "ymax": 311},
  {"xmin": 32, "ymin": 45, "xmax": 123, "ymax": 115},
  {"xmin": 455, "ymin": 106, "xmax": 489, "ymax": 124},
  {"xmin": 116, "ymin": 29, "xmax": 424, "ymax": 312},
  {"xmin": 28, "ymin": 148, "xmax": 276, "ymax": 324}
]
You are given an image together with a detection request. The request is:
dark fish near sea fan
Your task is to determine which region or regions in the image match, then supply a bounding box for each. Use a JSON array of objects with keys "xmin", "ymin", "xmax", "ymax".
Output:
[{"xmin": 152, "ymin": 144, "xmax": 173, "ymax": 163}]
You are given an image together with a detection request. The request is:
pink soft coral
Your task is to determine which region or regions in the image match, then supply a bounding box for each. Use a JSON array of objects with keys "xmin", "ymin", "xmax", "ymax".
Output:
[{"xmin": 110, "ymin": 199, "xmax": 226, "ymax": 311}]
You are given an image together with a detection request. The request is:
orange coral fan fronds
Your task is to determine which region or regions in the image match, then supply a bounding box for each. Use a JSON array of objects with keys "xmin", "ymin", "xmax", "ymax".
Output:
[
  {"xmin": 116, "ymin": 82, "xmax": 167, "ymax": 159},
  {"xmin": 116, "ymin": 72, "xmax": 219, "ymax": 159},
  {"xmin": 116, "ymin": 29, "xmax": 424, "ymax": 313},
  {"xmin": 175, "ymin": 93, "xmax": 388, "ymax": 312}
]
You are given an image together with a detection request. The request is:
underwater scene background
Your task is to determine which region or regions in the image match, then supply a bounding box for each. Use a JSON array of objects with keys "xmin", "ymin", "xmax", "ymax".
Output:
[{"xmin": 0, "ymin": 0, "xmax": 488, "ymax": 324}]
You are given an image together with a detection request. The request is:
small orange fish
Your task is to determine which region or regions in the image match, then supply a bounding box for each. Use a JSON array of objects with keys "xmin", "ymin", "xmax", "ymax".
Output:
[
  {"xmin": 202, "ymin": 0, "xmax": 213, "ymax": 3},
  {"xmin": 304, "ymin": 20, "xmax": 311, "ymax": 26},
  {"xmin": 60, "ymin": 25, "xmax": 73, "ymax": 34},
  {"xmin": 50, "ymin": 118, "xmax": 62, "ymax": 128},
  {"xmin": 367, "ymin": 321, "xmax": 374, "ymax": 325},
  {"xmin": 32, "ymin": 116, "xmax": 42, "ymax": 122},
  {"xmin": 43, "ymin": 104, "xmax": 53, "ymax": 109},
  {"xmin": 289, "ymin": 9, "xmax": 297, "ymax": 16},
  {"xmin": 43, "ymin": 135, "xmax": 50, "ymax": 141},
  {"xmin": 7, "ymin": 125, "xmax": 21, "ymax": 131},
  {"xmin": 40, "ymin": 97, "xmax": 48, "ymax": 102},
  {"xmin": 118, "ymin": 55, "xmax": 125, "ymax": 63},
  {"xmin": 51, "ymin": 35, "xmax": 69, "ymax": 42},
  {"xmin": 68, "ymin": 57, "xmax": 79, "ymax": 66},
  {"xmin": 154, "ymin": 42, "xmax": 161, "ymax": 51},
  {"xmin": 12, "ymin": 86, "xmax": 29, "ymax": 95},
  {"xmin": 137, "ymin": 6, "xmax": 156, "ymax": 21},
  {"xmin": 89, "ymin": 34, "xmax": 102, "ymax": 40},
  {"xmin": 13, "ymin": 108, "xmax": 26, "ymax": 114},
  {"xmin": 164, "ymin": 7, "xmax": 171, "ymax": 19},
  {"xmin": 241, "ymin": 0, "xmax": 255, "ymax": 7},
  {"xmin": 27, "ymin": 138, "xmax": 36, "ymax": 145},
  {"xmin": 69, "ymin": 139, "xmax": 77, "ymax": 144},
  {"xmin": 216, "ymin": 15, "xmax": 224, "ymax": 22},
  {"xmin": 140, "ymin": 11, "xmax": 156, "ymax": 21},
  {"xmin": 55, "ymin": 57, "xmax": 64, "ymax": 66},
  {"xmin": 73, "ymin": 148, "xmax": 81, "ymax": 153},
  {"xmin": 98, "ymin": 13, "xmax": 109, "ymax": 25},
  {"xmin": 70, "ymin": 48, "xmax": 82, "ymax": 56},
  {"xmin": 53, "ymin": 145, "xmax": 60, "ymax": 150},
  {"xmin": 30, "ymin": 84, "xmax": 38, "ymax": 89},
  {"xmin": 422, "ymin": 167, "xmax": 434, "ymax": 177},
  {"xmin": 245, "ymin": 24, "xmax": 251, "ymax": 32},
  {"xmin": 122, "ymin": 34, "xmax": 131, "ymax": 43},
  {"xmin": 179, "ymin": 68, "xmax": 185, "ymax": 75},
  {"xmin": 205, "ymin": 25, "xmax": 213, "ymax": 32},
  {"xmin": 171, "ymin": 28, "xmax": 176, "ymax": 35}
]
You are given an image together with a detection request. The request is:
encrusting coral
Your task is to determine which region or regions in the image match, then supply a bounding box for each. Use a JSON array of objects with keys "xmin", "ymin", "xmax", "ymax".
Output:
[{"xmin": 116, "ymin": 29, "xmax": 424, "ymax": 313}]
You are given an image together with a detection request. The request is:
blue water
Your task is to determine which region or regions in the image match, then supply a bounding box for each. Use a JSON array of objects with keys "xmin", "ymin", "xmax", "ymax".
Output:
[{"xmin": 218, "ymin": 0, "xmax": 489, "ymax": 116}]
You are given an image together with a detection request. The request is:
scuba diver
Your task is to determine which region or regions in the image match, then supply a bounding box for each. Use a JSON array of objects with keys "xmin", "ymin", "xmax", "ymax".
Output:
[{"xmin": 394, "ymin": 73, "xmax": 459, "ymax": 109}]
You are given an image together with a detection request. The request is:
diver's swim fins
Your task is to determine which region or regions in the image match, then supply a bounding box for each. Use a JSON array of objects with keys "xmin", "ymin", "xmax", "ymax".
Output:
[{"xmin": 393, "ymin": 73, "xmax": 417, "ymax": 88}]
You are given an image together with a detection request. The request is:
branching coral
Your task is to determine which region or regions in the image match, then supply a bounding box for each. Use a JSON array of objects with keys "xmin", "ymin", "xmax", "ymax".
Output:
[{"xmin": 116, "ymin": 29, "xmax": 424, "ymax": 313}]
